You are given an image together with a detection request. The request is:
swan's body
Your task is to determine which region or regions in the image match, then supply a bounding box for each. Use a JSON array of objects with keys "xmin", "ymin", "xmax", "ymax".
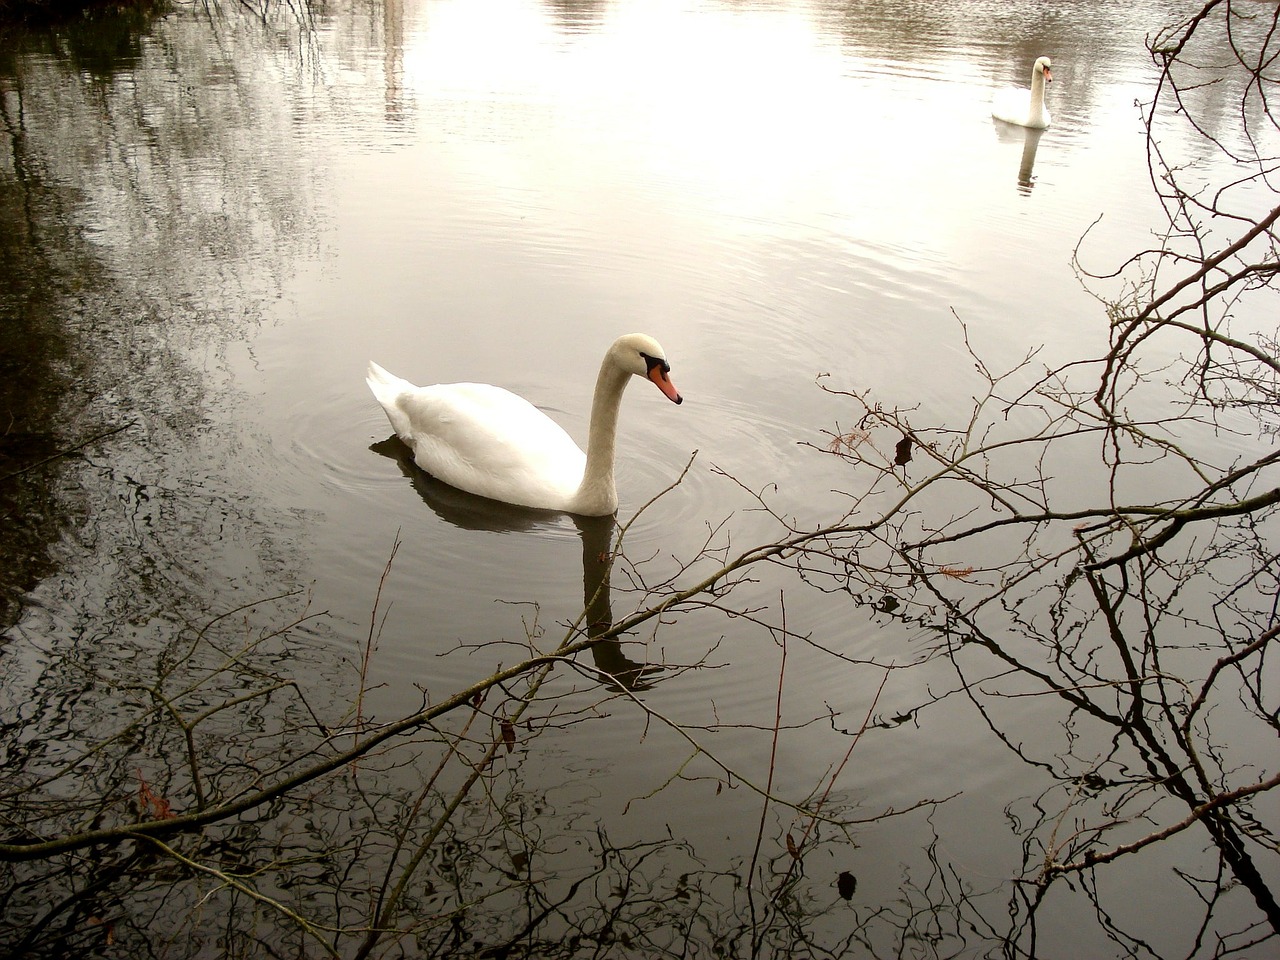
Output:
[
  {"xmin": 992, "ymin": 56, "xmax": 1052, "ymax": 129},
  {"xmin": 366, "ymin": 333, "xmax": 682, "ymax": 516}
]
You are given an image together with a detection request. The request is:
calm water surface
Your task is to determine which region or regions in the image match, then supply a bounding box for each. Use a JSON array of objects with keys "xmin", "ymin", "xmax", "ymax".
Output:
[{"xmin": 3, "ymin": 0, "xmax": 1275, "ymax": 954}]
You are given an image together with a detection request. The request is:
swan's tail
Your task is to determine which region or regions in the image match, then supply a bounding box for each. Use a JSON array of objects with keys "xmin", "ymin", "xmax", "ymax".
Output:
[
  {"xmin": 365, "ymin": 361, "xmax": 415, "ymax": 438},
  {"xmin": 365, "ymin": 360, "xmax": 409, "ymax": 397}
]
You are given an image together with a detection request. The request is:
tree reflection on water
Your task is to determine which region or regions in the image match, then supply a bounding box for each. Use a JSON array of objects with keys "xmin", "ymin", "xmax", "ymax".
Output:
[{"xmin": 2, "ymin": 1, "xmax": 1278, "ymax": 958}]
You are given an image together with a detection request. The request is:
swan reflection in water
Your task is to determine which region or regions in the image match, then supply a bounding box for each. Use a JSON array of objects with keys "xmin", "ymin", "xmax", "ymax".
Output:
[
  {"xmin": 993, "ymin": 123, "xmax": 1044, "ymax": 194},
  {"xmin": 370, "ymin": 437, "xmax": 664, "ymax": 692},
  {"xmin": 1016, "ymin": 128, "xmax": 1043, "ymax": 194}
]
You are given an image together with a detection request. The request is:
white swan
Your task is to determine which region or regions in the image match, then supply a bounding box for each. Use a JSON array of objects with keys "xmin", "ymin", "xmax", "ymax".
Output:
[
  {"xmin": 992, "ymin": 56, "xmax": 1052, "ymax": 129},
  {"xmin": 366, "ymin": 333, "xmax": 683, "ymax": 516}
]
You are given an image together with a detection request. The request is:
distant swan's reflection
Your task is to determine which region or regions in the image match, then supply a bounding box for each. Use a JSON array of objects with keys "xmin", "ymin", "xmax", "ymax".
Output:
[
  {"xmin": 1017, "ymin": 128, "xmax": 1043, "ymax": 194},
  {"xmin": 994, "ymin": 123, "xmax": 1044, "ymax": 194},
  {"xmin": 370, "ymin": 437, "xmax": 663, "ymax": 691}
]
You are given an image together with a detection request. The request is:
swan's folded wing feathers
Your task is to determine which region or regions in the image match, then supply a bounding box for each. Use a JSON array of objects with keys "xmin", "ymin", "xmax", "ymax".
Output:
[{"xmin": 392, "ymin": 382, "xmax": 587, "ymax": 509}]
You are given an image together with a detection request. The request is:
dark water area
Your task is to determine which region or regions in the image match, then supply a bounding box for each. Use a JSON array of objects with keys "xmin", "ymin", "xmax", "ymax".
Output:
[{"xmin": 2, "ymin": 0, "xmax": 1278, "ymax": 956}]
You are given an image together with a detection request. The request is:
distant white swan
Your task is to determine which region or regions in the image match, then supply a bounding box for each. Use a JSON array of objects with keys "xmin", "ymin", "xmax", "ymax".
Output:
[
  {"xmin": 992, "ymin": 56, "xmax": 1052, "ymax": 129},
  {"xmin": 366, "ymin": 333, "xmax": 683, "ymax": 516}
]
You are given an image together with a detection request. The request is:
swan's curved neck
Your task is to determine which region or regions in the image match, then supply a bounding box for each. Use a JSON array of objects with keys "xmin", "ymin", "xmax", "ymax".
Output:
[
  {"xmin": 574, "ymin": 357, "xmax": 631, "ymax": 514},
  {"xmin": 1029, "ymin": 70, "xmax": 1047, "ymax": 124}
]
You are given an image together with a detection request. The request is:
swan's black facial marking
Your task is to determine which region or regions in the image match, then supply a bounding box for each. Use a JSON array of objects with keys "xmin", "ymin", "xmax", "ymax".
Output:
[{"xmin": 640, "ymin": 352, "xmax": 671, "ymax": 375}]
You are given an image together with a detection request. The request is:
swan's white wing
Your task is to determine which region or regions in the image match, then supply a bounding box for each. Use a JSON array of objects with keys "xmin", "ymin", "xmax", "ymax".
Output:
[
  {"xmin": 992, "ymin": 87, "xmax": 1051, "ymax": 128},
  {"xmin": 379, "ymin": 379, "xmax": 587, "ymax": 511},
  {"xmin": 991, "ymin": 87, "xmax": 1027, "ymax": 125}
]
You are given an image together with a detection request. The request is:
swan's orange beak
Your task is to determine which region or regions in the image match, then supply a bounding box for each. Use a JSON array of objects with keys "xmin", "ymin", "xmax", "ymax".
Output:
[
  {"xmin": 1043, "ymin": 66, "xmax": 1052, "ymax": 82},
  {"xmin": 647, "ymin": 365, "xmax": 683, "ymax": 404}
]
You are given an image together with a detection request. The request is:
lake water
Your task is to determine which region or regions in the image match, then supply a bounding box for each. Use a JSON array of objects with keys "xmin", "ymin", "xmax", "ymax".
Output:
[{"xmin": 3, "ymin": 0, "xmax": 1277, "ymax": 955}]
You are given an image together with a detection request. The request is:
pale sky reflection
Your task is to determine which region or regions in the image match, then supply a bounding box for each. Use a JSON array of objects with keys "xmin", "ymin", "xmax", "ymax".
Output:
[
  {"xmin": 396, "ymin": 0, "xmax": 988, "ymax": 263},
  {"xmin": 351, "ymin": 0, "xmax": 1176, "ymax": 391}
]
